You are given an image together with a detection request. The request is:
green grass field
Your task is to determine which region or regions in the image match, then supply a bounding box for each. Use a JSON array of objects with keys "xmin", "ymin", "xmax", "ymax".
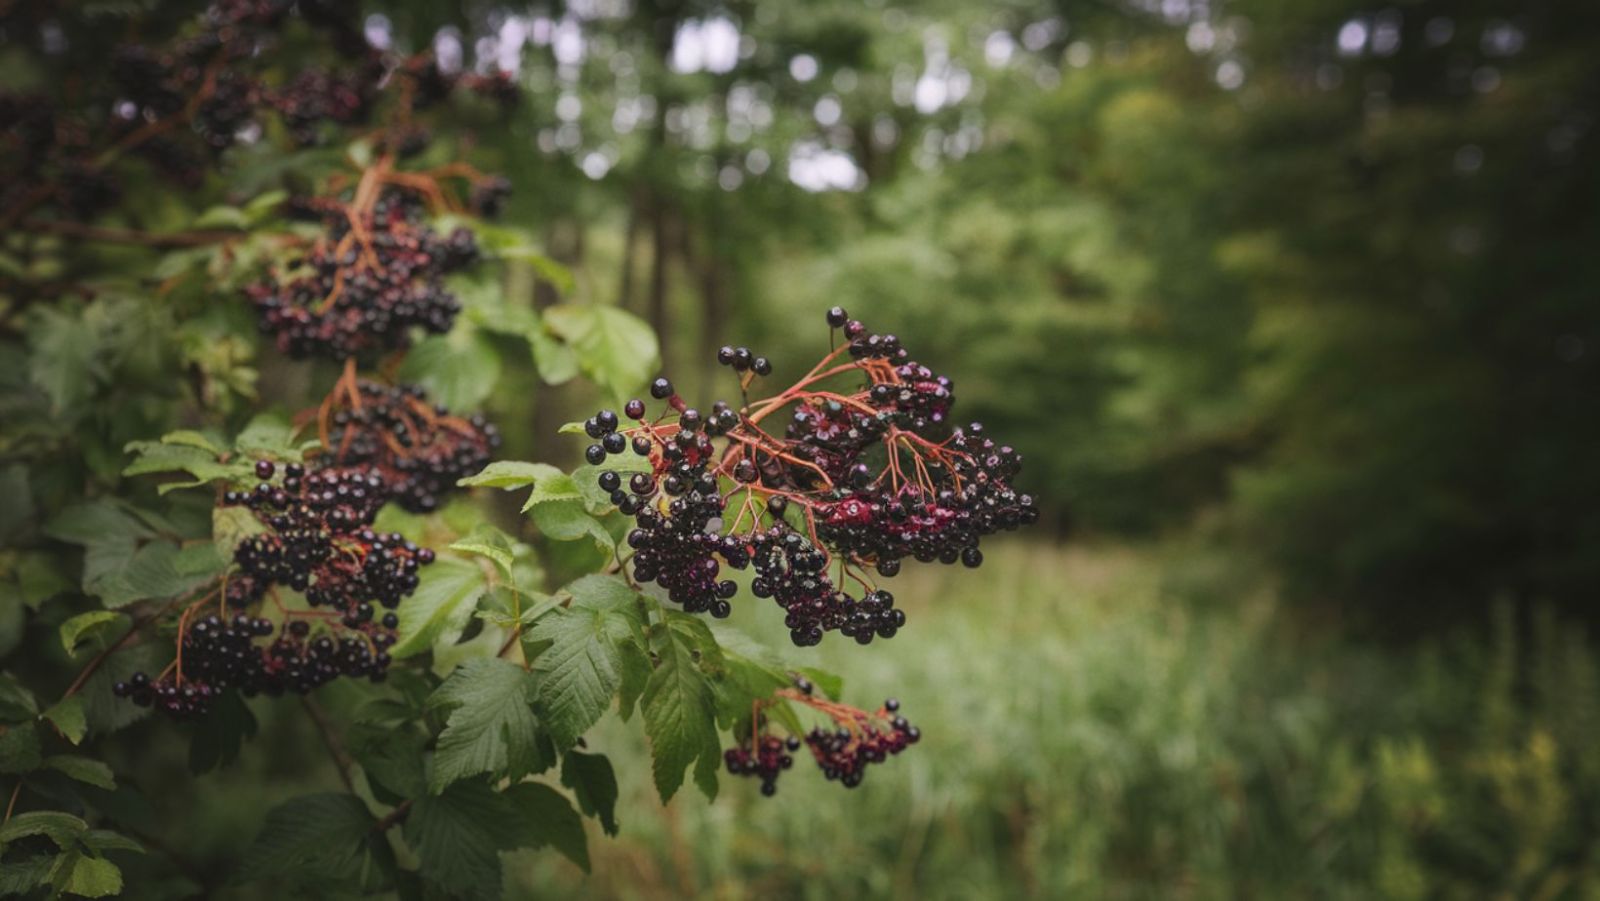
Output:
[{"xmin": 501, "ymin": 539, "xmax": 1600, "ymax": 899}]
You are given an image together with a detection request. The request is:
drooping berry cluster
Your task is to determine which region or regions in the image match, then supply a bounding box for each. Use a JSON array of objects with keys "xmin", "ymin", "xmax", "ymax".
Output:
[
  {"xmin": 246, "ymin": 189, "xmax": 474, "ymax": 360},
  {"xmin": 724, "ymin": 734, "xmax": 799, "ymax": 796},
  {"xmin": 321, "ymin": 379, "xmax": 501, "ymax": 512},
  {"xmin": 573, "ymin": 309, "xmax": 1037, "ymax": 647},
  {"xmin": 117, "ymin": 459, "xmax": 432, "ymax": 720},
  {"xmin": 726, "ymin": 679, "xmax": 919, "ymax": 796}
]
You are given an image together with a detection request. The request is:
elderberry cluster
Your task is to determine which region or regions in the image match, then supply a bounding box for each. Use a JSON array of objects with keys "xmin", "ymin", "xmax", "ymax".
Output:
[
  {"xmin": 574, "ymin": 308, "xmax": 1037, "ymax": 648},
  {"xmin": 324, "ymin": 380, "xmax": 500, "ymax": 512},
  {"xmin": 805, "ymin": 713, "xmax": 919, "ymax": 789},
  {"xmin": 115, "ymin": 459, "xmax": 433, "ymax": 720},
  {"xmin": 724, "ymin": 734, "xmax": 798, "ymax": 796},
  {"xmin": 246, "ymin": 189, "xmax": 473, "ymax": 360}
]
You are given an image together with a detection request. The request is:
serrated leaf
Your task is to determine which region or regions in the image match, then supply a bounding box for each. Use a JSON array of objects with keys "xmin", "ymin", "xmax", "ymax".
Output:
[
  {"xmin": 159, "ymin": 430, "xmax": 225, "ymax": 455},
  {"xmin": 518, "ymin": 471, "xmax": 584, "ymax": 511},
  {"xmin": 239, "ymin": 794, "xmax": 382, "ymax": 891},
  {"xmin": 561, "ymin": 751, "xmax": 619, "ymax": 836},
  {"xmin": 59, "ymin": 612, "xmax": 129, "ymax": 657},
  {"xmin": 44, "ymin": 501, "xmax": 154, "ymax": 549},
  {"xmin": 233, "ymin": 413, "xmax": 302, "ymax": 458},
  {"xmin": 503, "ymin": 782, "xmax": 588, "ymax": 872},
  {"xmin": 0, "ymin": 721, "xmax": 42, "ymax": 774},
  {"xmin": 122, "ymin": 440, "xmax": 242, "ymax": 490},
  {"xmin": 458, "ymin": 461, "xmax": 563, "ymax": 491},
  {"xmin": 641, "ymin": 631, "xmax": 721, "ymax": 803},
  {"xmin": 48, "ymin": 851, "xmax": 122, "ymax": 899},
  {"xmin": 43, "ymin": 755, "xmax": 115, "ymax": 790},
  {"xmin": 392, "ymin": 557, "xmax": 489, "ymax": 658},
  {"xmin": 525, "ymin": 604, "xmax": 635, "ymax": 749},
  {"xmin": 426, "ymin": 658, "xmax": 542, "ymax": 793},
  {"xmin": 86, "ymin": 541, "xmax": 208, "ymax": 608},
  {"xmin": 81, "ymin": 643, "xmax": 165, "ymax": 736},
  {"xmin": 28, "ymin": 307, "xmax": 103, "ymax": 416},
  {"xmin": 448, "ymin": 529, "xmax": 515, "ymax": 579},
  {"xmin": 0, "ymin": 856, "xmax": 53, "ymax": 894},
  {"xmin": 543, "ymin": 304, "xmax": 658, "ymax": 404},
  {"xmin": 405, "ymin": 781, "xmax": 513, "ymax": 901},
  {"xmin": 0, "ymin": 811, "xmax": 86, "ymax": 848},
  {"xmin": 42, "ymin": 698, "xmax": 87, "ymax": 746},
  {"xmin": 192, "ymin": 204, "xmax": 247, "ymax": 230},
  {"xmin": 527, "ymin": 500, "xmax": 613, "ymax": 554},
  {"xmin": 399, "ymin": 329, "xmax": 502, "ymax": 411}
]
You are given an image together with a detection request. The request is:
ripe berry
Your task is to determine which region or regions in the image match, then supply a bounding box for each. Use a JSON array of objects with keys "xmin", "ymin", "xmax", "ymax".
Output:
[
  {"xmin": 625, "ymin": 399, "xmax": 647, "ymax": 419},
  {"xmin": 826, "ymin": 306, "xmax": 849, "ymax": 328},
  {"xmin": 650, "ymin": 377, "xmax": 674, "ymax": 399},
  {"xmin": 255, "ymin": 460, "xmax": 276, "ymax": 480},
  {"xmin": 585, "ymin": 444, "xmax": 607, "ymax": 465}
]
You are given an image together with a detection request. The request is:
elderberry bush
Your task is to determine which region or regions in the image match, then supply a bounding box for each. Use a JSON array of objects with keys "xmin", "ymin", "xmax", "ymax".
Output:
[{"xmin": 578, "ymin": 308, "xmax": 1038, "ymax": 646}]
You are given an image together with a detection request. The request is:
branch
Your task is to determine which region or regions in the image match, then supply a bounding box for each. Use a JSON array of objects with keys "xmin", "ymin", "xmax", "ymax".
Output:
[
  {"xmin": 372, "ymin": 799, "xmax": 412, "ymax": 833},
  {"xmin": 301, "ymin": 697, "xmax": 357, "ymax": 795}
]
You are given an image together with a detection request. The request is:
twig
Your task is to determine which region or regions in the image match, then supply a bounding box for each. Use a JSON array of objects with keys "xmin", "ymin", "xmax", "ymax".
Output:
[
  {"xmin": 301, "ymin": 697, "xmax": 357, "ymax": 795},
  {"xmin": 372, "ymin": 799, "xmax": 412, "ymax": 833}
]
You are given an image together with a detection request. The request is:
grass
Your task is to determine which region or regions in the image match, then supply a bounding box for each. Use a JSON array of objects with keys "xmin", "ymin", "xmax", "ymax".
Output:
[{"xmin": 503, "ymin": 537, "xmax": 1600, "ymax": 900}]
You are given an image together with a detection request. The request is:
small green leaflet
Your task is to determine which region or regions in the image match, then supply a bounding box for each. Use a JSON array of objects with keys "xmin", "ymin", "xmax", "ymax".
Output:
[
  {"xmin": 458, "ymin": 461, "xmax": 562, "ymax": 491},
  {"xmin": 561, "ymin": 751, "xmax": 620, "ymax": 836},
  {"xmin": 405, "ymin": 781, "xmax": 515, "ymax": 901},
  {"xmin": 0, "ymin": 811, "xmax": 86, "ymax": 848},
  {"xmin": 392, "ymin": 556, "xmax": 489, "ymax": 658},
  {"xmin": 43, "ymin": 755, "xmax": 115, "ymax": 790},
  {"xmin": 503, "ymin": 782, "xmax": 589, "ymax": 872},
  {"xmin": 399, "ymin": 328, "xmax": 502, "ymax": 411},
  {"xmin": 524, "ymin": 579, "xmax": 647, "ymax": 749},
  {"xmin": 59, "ymin": 612, "xmax": 129, "ymax": 658},
  {"xmin": 240, "ymin": 793, "xmax": 386, "ymax": 893},
  {"xmin": 641, "ymin": 626, "xmax": 721, "ymax": 803},
  {"xmin": 42, "ymin": 697, "xmax": 87, "ymax": 746},
  {"xmin": 426, "ymin": 658, "xmax": 543, "ymax": 793},
  {"xmin": 542, "ymin": 303, "xmax": 659, "ymax": 404}
]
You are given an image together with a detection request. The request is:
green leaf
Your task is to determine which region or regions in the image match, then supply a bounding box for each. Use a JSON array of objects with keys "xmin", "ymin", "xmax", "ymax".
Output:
[
  {"xmin": 42, "ymin": 698, "xmax": 87, "ymax": 746},
  {"xmin": 233, "ymin": 413, "xmax": 303, "ymax": 458},
  {"xmin": 349, "ymin": 726, "xmax": 428, "ymax": 799},
  {"xmin": 448, "ymin": 527, "xmax": 516, "ymax": 579},
  {"xmin": 0, "ymin": 856, "xmax": 53, "ymax": 894},
  {"xmin": 48, "ymin": 851, "xmax": 122, "ymax": 898},
  {"xmin": 527, "ymin": 324, "xmax": 580, "ymax": 385},
  {"xmin": 517, "ymin": 470, "xmax": 584, "ymax": 511},
  {"xmin": 399, "ymin": 328, "xmax": 502, "ymax": 411},
  {"xmin": 426, "ymin": 658, "xmax": 543, "ymax": 793},
  {"xmin": 0, "ymin": 601, "xmax": 21, "ymax": 660},
  {"xmin": 0, "ymin": 721, "xmax": 42, "ymax": 774},
  {"xmin": 405, "ymin": 781, "xmax": 513, "ymax": 901},
  {"xmin": 81, "ymin": 643, "xmax": 166, "ymax": 736},
  {"xmin": 43, "ymin": 755, "xmax": 115, "ymax": 790},
  {"xmin": 239, "ymin": 794, "xmax": 383, "ymax": 891},
  {"xmin": 0, "ymin": 811, "xmax": 86, "ymax": 848},
  {"xmin": 59, "ymin": 612, "xmax": 129, "ymax": 658},
  {"xmin": 527, "ymin": 500, "xmax": 613, "ymax": 554},
  {"xmin": 525, "ymin": 604, "xmax": 635, "ymax": 749},
  {"xmin": 122, "ymin": 440, "xmax": 243, "ymax": 492},
  {"xmin": 188, "ymin": 690, "xmax": 257, "ymax": 774},
  {"xmin": 45, "ymin": 501, "xmax": 154, "ymax": 549},
  {"xmin": 392, "ymin": 556, "xmax": 489, "ymax": 658},
  {"xmin": 86, "ymin": 541, "xmax": 208, "ymax": 608},
  {"xmin": 28, "ymin": 307, "xmax": 104, "ymax": 416},
  {"xmin": 458, "ymin": 461, "xmax": 563, "ymax": 491},
  {"xmin": 641, "ymin": 630, "xmax": 721, "ymax": 803},
  {"xmin": 503, "ymin": 782, "xmax": 589, "ymax": 872},
  {"xmin": 212, "ymin": 504, "xmax": 268, "ymax": 559},
  {"xmin": 561, "ymin": 751, "xmax": 619, "ymax": 836},
  {"xmin": 543, "ymin": 304, "xmax": 659, "ymax": 403},
  {"xmin": 191, "ymin": 204, "xmax": 248, "ymax": 230},
  {"xmin": 0, "ymin": 674, "xmax": 39, "ymax": 721},
  {"xmin": 79, "ymin": 830, "xmax": 143, "ymax": 856},
  {"xmin": 798, "ymin": 666, "xmax": 844, "ymax": 701}
]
